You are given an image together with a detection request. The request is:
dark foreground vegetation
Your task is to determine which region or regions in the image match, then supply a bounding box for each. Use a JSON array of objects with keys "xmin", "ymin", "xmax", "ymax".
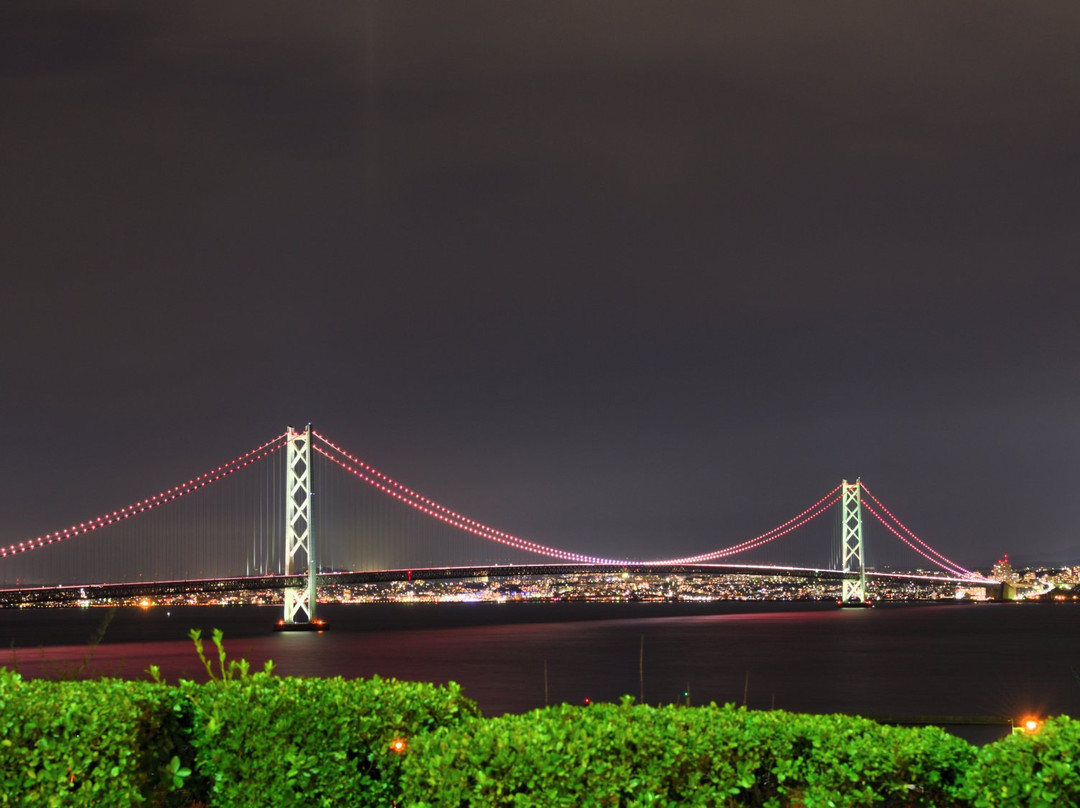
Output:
[{"xmin": 1, "ymin": 632, "xmax": 1076, "ymax": 807}]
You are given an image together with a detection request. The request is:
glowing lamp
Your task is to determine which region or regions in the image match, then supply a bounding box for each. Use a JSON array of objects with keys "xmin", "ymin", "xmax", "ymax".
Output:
[
  {"xmin": 1022, "ymin": 718, "xmax": 1041, "ymax": 734},
  {"xmin": 389, "ymin": 738, "xmax": 407, "ymax": 754}
]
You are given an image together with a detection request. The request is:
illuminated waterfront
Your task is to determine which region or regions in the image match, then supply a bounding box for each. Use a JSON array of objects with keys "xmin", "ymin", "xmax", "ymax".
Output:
[{"xmin": 10, "ymin": 564, "xmax": 1080, "ymax": 610}]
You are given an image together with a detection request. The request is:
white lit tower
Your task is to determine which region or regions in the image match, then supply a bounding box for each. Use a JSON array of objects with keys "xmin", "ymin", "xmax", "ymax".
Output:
[
  {"xmin": 282, "ymin": 424, "xmax": 319, "ymax": 626},
  {"xmin": 840, "ymin": 479, "xmax": 868, "ymax": 603}
]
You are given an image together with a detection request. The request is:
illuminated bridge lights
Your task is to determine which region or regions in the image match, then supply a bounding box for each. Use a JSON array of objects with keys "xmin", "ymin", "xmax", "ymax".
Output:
[
  {"xmin": 859, "ymin": 483, "xmax": 980, "ymax": 579},
  {"xmin": 0, "ymin": 428, "xmax": 993, "ymax": 591},
  {"xmin": 0, "ymin": 432, "xmax": 287, "ymax": 558},
  {"xmin": 0, "ymin": 563, "xmax": 1000, "ymax": 608},
  {"xmin": 647, "ymin": 489, "xmax": 842, "ymax": 565},
  {"xmin": 312, "ymin": 440, "xmax": 630, "ymax": 565},
  {"xmin": 315, "ymin": 432, "xmax": 615, "ymax": 561}
]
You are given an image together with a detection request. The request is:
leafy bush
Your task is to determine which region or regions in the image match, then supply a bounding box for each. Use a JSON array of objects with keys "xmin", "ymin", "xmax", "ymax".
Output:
[
  {"xmin": 1, "ymin": 631, "xmax": 478, "ymax": 807},
  {"xmin": 398, "ymin": 700, "xmax": 978, "ymax": 807},
  {"xmin": 403, "ymin": 699, "xmax": 718, "ymax": 807},
  {"xmin": 6, "ymin": 629, "xmax": 1079, "ymax": 808},
  {"xmin": 183, "ymin": 669, "xmax": 479, "ymax": 807},
  {"xmin": 783, "ymin": 712, "xmax": 975, "ymax": 807},
  {"xmin": 961, "ymin": 715, "xmax": 1080, "ymax": 807},
  {"xmin": 0, "ymin": 668, "xmax": 187, "ymax": 807}
]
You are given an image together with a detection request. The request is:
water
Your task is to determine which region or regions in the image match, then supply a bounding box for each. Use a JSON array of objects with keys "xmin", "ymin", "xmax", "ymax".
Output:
[{"xmin": 3, "ymin": 601, "xmax": 1078, "ymax": 743}]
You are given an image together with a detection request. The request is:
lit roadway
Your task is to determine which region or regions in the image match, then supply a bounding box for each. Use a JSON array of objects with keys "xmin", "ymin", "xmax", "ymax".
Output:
[{"xmin": 0, "ymin": 563, "xmax": 1000, "ymax": 606}]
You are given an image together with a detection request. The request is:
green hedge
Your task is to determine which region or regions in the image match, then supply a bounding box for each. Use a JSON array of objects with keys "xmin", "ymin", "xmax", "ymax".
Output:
[
  {"xmin": 785, "ymin": 711, "xmax": 976, "ymax": 806},
  {"xmin": 962, "ymin": 715, "xmax": 1080, "ymax": 807},
  {"xmin": 183, "ymin": 673, "xmax": 479, "ymax": 808},
  {"xmin": 0, "ymin": 669, "xmax": 185, "ymax": 807},
  {"xmin": 398, "ymin": 700, "xmax": 977, "ymax": 807},
  {"xmin": 0, "ymin": 664, "xmax": 478, "ymax": 808},
  {"xmin": 3, "ymin": 658, "xmax": 1079, "ymax": 807}
]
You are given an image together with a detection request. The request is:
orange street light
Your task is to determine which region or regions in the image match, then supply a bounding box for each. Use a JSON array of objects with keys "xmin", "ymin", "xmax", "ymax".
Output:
[{"xmin": 1023, "ymin": 718, "xmax": 1041, "ymax": 733}]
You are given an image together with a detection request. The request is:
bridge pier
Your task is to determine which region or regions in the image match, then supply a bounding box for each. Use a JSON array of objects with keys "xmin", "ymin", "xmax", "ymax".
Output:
[{"xmin": 276, "ymin": 424, "xmax": 325, "ymax": 630}]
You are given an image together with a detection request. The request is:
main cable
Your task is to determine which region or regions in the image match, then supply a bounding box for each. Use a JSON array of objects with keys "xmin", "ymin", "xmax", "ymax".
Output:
[
  {"xmin": 0, "ymin": 432, "xmax": 288, "ymax": 559},
  {"xmin": 859, "ymin": 483, "xmax": 981, "ymax": 578}
]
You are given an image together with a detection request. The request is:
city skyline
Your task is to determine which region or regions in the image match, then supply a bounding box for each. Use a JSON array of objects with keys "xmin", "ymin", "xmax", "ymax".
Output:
[{"xmin": 3, "ymin": 2, "xmax": 1080, "ymax": 569}]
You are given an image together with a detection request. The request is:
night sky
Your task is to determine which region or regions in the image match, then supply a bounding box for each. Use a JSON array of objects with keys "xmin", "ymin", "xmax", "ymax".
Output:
[{"xmin": 3, "ymin": 1, "xmax": 1080, "ymax": 571}]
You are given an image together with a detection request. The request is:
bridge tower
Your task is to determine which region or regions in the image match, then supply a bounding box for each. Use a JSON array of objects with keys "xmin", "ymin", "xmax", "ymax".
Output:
[
  {"xmin": 282, "ymin": 424, "xmax": 319, "ymax": 627},
  {"xmin": 840, "ymin": 479, "xmax": 868, "ymax": 603}
]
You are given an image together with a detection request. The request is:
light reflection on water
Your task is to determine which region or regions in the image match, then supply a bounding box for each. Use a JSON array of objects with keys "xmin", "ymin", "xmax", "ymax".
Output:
[{"xmin": 3, "ymin": 601, "xmax": 1077, "ymax": 743}]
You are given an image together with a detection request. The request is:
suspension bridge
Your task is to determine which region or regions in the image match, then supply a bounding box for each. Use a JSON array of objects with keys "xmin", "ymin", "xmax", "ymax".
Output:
[{"xmin": 0, "ymin": 426, "xmax": 999, "ymax": 621}]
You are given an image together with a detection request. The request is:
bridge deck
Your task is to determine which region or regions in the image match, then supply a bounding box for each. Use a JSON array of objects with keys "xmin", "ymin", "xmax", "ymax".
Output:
[{"xmin": 0, "ymin": 563, "xmax": 998, "ymax": 606}]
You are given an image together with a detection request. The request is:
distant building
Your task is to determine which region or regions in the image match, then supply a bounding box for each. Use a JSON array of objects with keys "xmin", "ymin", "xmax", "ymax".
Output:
[{"xmin": 991, "ymin": 554, "xmax": 1019, "ymax": 584}]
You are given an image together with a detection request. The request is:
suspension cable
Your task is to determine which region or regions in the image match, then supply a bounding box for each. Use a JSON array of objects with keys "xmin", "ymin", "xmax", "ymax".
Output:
[
  {"xmin": 315, "ymin": 432, "xmax": 845, "ymax": 567},
  {"xmin": 312, "ymin": 442, "xmax": 630, "ymax": 564},
  {"xmin": 0, "ymin": 432, "xmax": 288, "ymax": 559},
  {"xmin": 861, "ymin": 500, "xmax": 984, "ymax": 579},
  {"xmin": 646, "ymin": 489, "xmax": 842, "ymax": 564},
  {"xmin": 859, "ymin": 483, "xmax": 981, "ymax": 578}
]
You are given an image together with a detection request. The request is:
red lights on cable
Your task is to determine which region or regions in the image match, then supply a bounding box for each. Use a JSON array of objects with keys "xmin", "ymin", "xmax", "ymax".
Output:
[
  {"xmin": 858, "ymin": 483, "xmax": 982, "ymax": 579},
  {"xmin": 861, "ymin": 500, "xmax": 979, "ymax": 580},
  {"xmin": 314, "ymin": 431, "xmax": 592, "ymax": 558},
  {"xmin": 0, "ymin": 432, "xmax": 288, "ymax": 559},
  {"xmin": 312, "ymin": 443, "xmax": 628, "ymax": 564},
  {"xmin": 314, "ymin": 433, "xmax": 844, "ymax": 567},
  {"xmin": 1, "ymin": 425, "xmax": 983, "ymax": 586},
  {"xmin": 646, "ymin": 488, "xmax": 842, "ymax": 565}
]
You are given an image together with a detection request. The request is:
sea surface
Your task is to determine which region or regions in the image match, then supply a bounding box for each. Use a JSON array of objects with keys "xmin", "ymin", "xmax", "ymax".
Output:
[{"xmin": 3, "ymin": 600, "xmax": 1078, "ymax": 743}]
